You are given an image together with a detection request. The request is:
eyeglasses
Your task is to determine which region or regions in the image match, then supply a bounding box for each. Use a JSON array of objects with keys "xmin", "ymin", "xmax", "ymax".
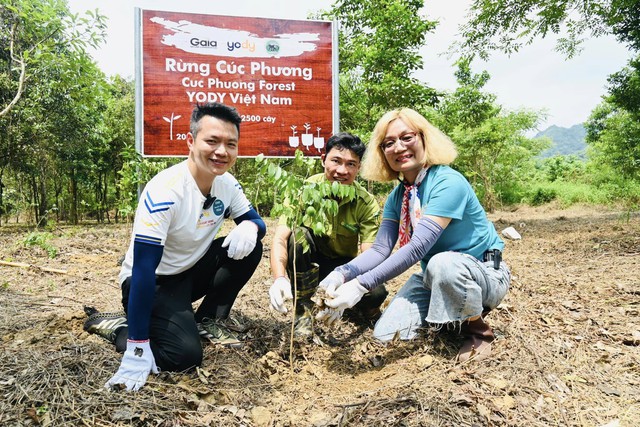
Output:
[
  {"xmin": 203, "ymin": 194, "xmax": 216, "ymax": 210},
  {"xmin": 380, "ymin": 132, "xmax": 419, "ymax": 153}
]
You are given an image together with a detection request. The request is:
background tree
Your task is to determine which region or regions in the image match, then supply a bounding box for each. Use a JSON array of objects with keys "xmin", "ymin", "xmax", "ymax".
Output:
[
  {"xmin": 585, "ymin": 100, "xmax": 640, "ymax": 181},
  {"xmin": 248, "ymin": 0, "xmax": 442, "ymax": 212},
  {"xmin": 459, "ymin": 0, "xmax": 639, "ymax": 208},
  {"xmin": 320, "ymin": 0, "xmax": 440, "ymax": 133},
  {"xmin": 100, "ymin": 76, "xmax": 136, "ymax": 223},
  {"xmin": 0, "ymin": 0, "xmax": 106, "ymax": 117},
  {"xmin": 459, "ymin": 0, "xmax": 638, "ymax": 59},
  {"xmin": 429, "ymin": 60, "xmax": 547, "ymax": 210},
  {"xmin": 0, "ymin": 0, "xmax": 107, "ymax": 225}
]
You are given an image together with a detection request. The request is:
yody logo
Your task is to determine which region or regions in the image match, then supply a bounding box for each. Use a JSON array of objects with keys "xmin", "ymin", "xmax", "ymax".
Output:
[{"xmin": 227, "ymin": 40, "xmax": 256, "ymax": 52}]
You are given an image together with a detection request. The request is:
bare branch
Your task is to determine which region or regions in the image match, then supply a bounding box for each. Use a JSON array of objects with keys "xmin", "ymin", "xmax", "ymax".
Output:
[{"xmin": 0, "ymin": 22, "xmax": 27, "ymax": 118}]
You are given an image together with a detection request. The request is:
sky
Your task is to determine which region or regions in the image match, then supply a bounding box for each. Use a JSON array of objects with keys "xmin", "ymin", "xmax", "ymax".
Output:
[{"xmin": 67, "ymin": 0, "xmax": 633, "ymax": 131}]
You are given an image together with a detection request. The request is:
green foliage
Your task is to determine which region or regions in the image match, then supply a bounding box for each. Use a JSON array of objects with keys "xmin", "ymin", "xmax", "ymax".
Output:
[
  {"xmin": 320, "ymin": 0, "xmax": 440, "ymax": 132},
  {"xmin": 0, "ymin": 0, "xmax": 107, "ymax": 117},
  {"xmin": 603, "ymin": 0, "xmax": 640, "ymax": 50},
  {"xmin": 523, "ymin": 160, "xmax": 640, "ymax": 208},
  {"xmin": 585, "ymin": 161, "xmax": 640, "ymax": 207},
  {"xmin": 581, "ymin": 54, "xmax": 640, "ymax": 186},
  {"xmin": 116, "ymin": 145, "xmax": 174, "ymax": 220},
  {"xmin": 21, "ymin": 231, "xmax": 57, "ymax": 258},
  {"xmin": 606, "ymin": 56, "xmax": 640, "ymax": 114},
  {"xmin": 458, "ymin": 1, "xmax": 640, "ymax": 206},
  {"xmin": 586, "ymin": 101, "xmax": 640, "ymax": 181},
  {"xmin": 233, "ymin": 157, "xmax": 323, "ymax": 217},
  {"xmin": 540, "ymin": 155, "xmax": 587, "ymax": 182},
  {"xmin": 431, "ymin": 60, "xmax": 548, "ymax": 210},
  {"xmin": 255, "ymin": 150, "xmax": 355, "ymax": 247},
  {"xmin": 459, "ymin": 0, "xmax": 635, "ymax": 60},
  {"xmin": 529, "ymin": 187, "xmax": 557, "ymax": 206},
  {"xmin": 0, "ymin": 0, "xmax": 111, "ymax": 226}
]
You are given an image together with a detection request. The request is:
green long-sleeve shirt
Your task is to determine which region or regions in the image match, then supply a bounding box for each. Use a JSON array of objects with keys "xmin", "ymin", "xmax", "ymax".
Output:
[{"xmin": 279, "ymin": 173, "xmax": 380, "ymax": 258}]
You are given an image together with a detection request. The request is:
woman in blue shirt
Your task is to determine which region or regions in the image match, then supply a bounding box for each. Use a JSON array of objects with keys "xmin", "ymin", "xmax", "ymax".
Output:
[{"xmin": 316, "ymin": 108, "xmax": 511, "ymax": 362}]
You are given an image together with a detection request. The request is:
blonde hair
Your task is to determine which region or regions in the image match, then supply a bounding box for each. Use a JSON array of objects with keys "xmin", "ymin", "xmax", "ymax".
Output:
[{"xmin": 360, "ymin": 108, "xmax": 458, "ymax": 182}]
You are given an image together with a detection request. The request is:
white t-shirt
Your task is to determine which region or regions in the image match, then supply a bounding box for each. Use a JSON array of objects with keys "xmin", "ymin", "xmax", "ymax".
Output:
[{"xmin": 119, "ymin": 160, "xmax": 252, "ymax": 284}]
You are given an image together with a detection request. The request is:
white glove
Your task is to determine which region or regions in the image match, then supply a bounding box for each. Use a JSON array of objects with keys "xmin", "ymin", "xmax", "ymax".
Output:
[
  {"xmin": 324, "ymin": 279, "xmax": 368, "ymax": 312},
  {"xmin": 105, "ymin": 340, "xmax": 158, "ymax": 392},
  {"xmin": 222, "ymin": 220, "xmax": 258, "ymax": 260},
  {"xmin": 269, "ymin": 276, "xmax": 293, "ymax": 313},
  {"xmin": 318, "ymin": 270, "xmax": 345, "ymax": 297},
  {"xmin": 315, "ymin": 307, "xmax": 345, "ymax": 325}
]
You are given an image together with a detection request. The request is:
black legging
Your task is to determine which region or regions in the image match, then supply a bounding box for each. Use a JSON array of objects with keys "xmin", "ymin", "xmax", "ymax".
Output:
[{"xmin": 116, "ymin": 237, "xmax": 262, "ymax": 372}]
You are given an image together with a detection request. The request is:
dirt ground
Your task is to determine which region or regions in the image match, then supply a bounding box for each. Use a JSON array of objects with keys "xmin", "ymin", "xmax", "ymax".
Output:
[{"xmin": 0, "ymin": 204, "xmax": 638, "ymax": 426}]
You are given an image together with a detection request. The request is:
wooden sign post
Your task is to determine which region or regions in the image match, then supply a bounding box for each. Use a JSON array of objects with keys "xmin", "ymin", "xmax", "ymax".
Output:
[{"xmin": 135, "ymin": 9, "xmax": 337, "ymax": 157}]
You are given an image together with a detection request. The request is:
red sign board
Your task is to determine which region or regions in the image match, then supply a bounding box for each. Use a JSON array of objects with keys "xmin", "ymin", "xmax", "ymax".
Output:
[{"xmin": 136, "ymin": 9, "xmax": 337, "ymax": 157}]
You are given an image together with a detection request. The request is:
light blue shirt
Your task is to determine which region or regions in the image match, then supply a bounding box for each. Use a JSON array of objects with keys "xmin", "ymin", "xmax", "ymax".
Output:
[{"xmin": 382, "ymin": 165, "xmax": 504, "ymax": 268}]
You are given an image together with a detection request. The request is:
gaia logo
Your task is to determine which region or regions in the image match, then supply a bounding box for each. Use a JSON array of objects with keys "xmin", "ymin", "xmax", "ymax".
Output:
[
  {"xmin": 265, "ymin": 40, "xmax": 280, "ymax": 54},
  {"xmin": 190, "ymin": 37, "xmax": 218, "ymax": 48}
]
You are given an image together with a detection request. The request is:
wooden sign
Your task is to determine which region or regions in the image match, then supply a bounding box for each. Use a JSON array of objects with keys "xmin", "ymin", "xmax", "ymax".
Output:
[{"xmin": 137, "ymin": 9, "xmax": 337, "ymax": 157}]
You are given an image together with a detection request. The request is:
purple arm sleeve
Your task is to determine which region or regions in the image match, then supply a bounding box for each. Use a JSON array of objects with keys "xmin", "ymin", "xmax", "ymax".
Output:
[
  {"xmin": 335, "ymin": 219, "xmax": 399, "ymax": 281},
  {"xmin": 355, "ymin": 217, "xmax": 443, "ymax": 291}
]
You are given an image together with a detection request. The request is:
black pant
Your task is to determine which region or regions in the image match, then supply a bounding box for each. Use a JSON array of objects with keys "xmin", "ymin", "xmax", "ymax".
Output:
[
  {"xmin": 117, "ymin": 237, "xmax": 262, "ymax": 372},
  {"xmin": 287, "ymin": 229, "xmax": 388, "ymax": 312}
]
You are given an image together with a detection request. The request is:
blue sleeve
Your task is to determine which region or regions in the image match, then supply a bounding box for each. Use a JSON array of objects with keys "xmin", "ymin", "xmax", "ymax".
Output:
[
  {"xmin": 336, "ymin": 219, "xmax": 398, "ymax": 280},
  {"xmin": 356, "ymin": 217, "xmax": 443, "ymax": 291},
  {"xmin": 235, "ymin": 208, "xmax": 267, "ymax": 240},
  {"xmin": 423, "ymin": 169, "xmax": 468, "ymax": 219},
  {"xmin": 382, "ymin": 184, "xmax": 402, "ymax": 221},
  {"xmin": 127, "ymin": 241, "xmax": 163, "ymax": 340}
]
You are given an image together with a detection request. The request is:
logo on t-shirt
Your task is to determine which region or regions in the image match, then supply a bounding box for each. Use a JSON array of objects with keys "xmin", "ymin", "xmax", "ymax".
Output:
[{"xmin": 213, "ymin": 199, "xmax": 225, "ymax": 216}]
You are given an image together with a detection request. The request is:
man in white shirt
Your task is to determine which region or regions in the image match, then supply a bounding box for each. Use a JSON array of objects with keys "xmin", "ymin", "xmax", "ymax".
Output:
[{"xmin": 84, "ymin": 103, "xmax": 265, "ymax": 391}]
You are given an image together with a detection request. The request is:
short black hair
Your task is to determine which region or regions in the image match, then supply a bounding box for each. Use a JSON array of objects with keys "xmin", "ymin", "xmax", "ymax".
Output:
[
  {"xmin": 325, "ymin": 132, "xmax": 365, "ymax": 160},
  {"xmin": 190, "ymin": 103, "xmax": 242, "ymax": 138}
]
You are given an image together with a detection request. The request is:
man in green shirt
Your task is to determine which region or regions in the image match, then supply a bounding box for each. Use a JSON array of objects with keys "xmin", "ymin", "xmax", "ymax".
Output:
[{"xmin": 268, "ymin": 132, "xmax": 388, "ymax": 336}]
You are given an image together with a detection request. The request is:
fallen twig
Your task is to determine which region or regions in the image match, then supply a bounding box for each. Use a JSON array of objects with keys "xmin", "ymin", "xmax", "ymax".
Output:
[{"xmin": 0, "ymin": 260, "xmax": 67, "ymax": 274}]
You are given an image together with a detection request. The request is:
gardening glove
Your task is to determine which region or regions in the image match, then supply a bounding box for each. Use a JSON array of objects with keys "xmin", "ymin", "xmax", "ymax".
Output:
[
  {"xmin": 324, "ymin": 279, "xmax": 368, "ymax": 312},
  {"xmin": 317, "ymin": 270, "xmax": 345, "ymax": 298},
  {"xmin": 105, "ymin": 340, "xmax": 158, "ymax": 392},
  {"xmin": 269, "ymin": 276, "xmax": 293, "ymax": 313},
  {"xmin": 315, "ymin": 307, "xmax": 345, "ymax": 326},
  {"xmin": 222, "ymin": 220, "xmax": 258, "ymax": 260}
]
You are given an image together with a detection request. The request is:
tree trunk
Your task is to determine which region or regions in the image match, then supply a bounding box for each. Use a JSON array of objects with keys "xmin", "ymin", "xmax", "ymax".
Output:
[
  {"xmin": 70, "ymin": 167, "xmax": 78, "ymax": 225},
  {"xmin": 37, "ymin": 164, "xmax": 48, "ymax": 227},
  {"xmin": 103, "ymin": 172, "xmax": 110, "ymax": 223},
  {"xmin": 114, "ymin": 167, "xmax": 121, "ymax": 224},
  {"xmin": 30, "ymin": 174, "xmax": 39, "ymax": 225},
  {"xmin": 0, "ymin": 168, "xmax": 4, "ymax": 226}
]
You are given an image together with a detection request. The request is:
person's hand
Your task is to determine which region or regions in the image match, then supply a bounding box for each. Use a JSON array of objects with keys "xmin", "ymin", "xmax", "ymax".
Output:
[
  {"xmin": 324, "ymin": 279, "xmax": 368, "ymax": 312},
  {"xmin": 315, "ymin": 280, "xmax": 368, "ymax": 326},
  {"xmin": 105, "ymin": 340, "xmax": 158, "ymax": 392},
  {"xmin": 315, "ymin": 307, "xmax": 344, "ymax": 325},
  {"xmin": 269, "ymin": 276, "xmax": 293, "ymax": 313},
  {"xmin": 222, "ymin": 221, "xmax": 258, "ymax": 260},
  {"xmin": 318, "ymin": 270, "xmax": 345, "ymax": 297}
]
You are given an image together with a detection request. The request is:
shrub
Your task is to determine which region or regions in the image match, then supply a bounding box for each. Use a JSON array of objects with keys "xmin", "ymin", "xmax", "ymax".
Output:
[{"xmin": 530, "ymin": 187, "xmax": 557, "ymax": 205}]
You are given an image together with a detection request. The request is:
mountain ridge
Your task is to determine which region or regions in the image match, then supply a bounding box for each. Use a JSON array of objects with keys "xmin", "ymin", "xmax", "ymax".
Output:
[{"xmin": 535, "ymin": 124, "xmax": 587, "ymax": 158}]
